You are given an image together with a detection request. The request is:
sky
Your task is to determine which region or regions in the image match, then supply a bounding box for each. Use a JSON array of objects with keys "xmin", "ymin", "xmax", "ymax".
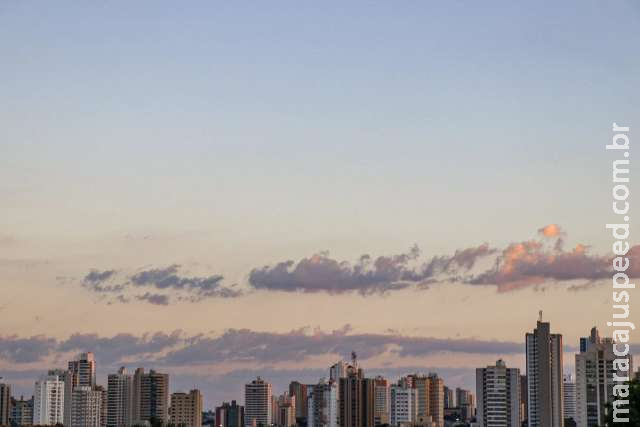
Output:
[{"xmin": 1, "ymin": 1, "xmax": 640, "ymax": 408}]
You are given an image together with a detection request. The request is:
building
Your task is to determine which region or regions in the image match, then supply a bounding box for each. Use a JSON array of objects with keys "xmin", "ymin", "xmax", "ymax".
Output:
[
  {"xmin": 132, "ymin": 368, "xmax": 169, "ymax": 425},
  {"xmin": 575, "ymin": 327, "xmax": 633, "ymax": 427},
  {"xmin": 307, "ymin": 379, "xmax": 338, "ymax": 427},
  {"xmin": 330, "ymin": 362, "xmax": 349, "ymax": 382},
  {"xmin": 215, "ymin": 401, "xmax": 244, "ymax": 427},
  {"xmin": 454, "ymin": 388, "xmax": 475, "ymax": 422},
  {"xmin": 10, "ymin": 396, "xmax": 34, "ymax": 427},
  {"xmin": 339, "ymin": 364, "xmax": 374, "ymax": 427},
  {"xmin": 519, "ymin": 376, "xmax": 527, "ymax": 426},
  {"xmin": 0, "ymin": 383, "xmax": 10, "ymax": 426},
  {"xmin": 69, "ymin": 353, "xmax": 97, "ymax": 389},
  {"xmin": 562, "ymin": 375, "xmax": 576, "ymax": 423},
  {"xmin": 476, "ymin": 359, "xmax": 520, "ymax": 427},
  {"xmin": 443, "ymin": 387, "xmax": 455, "ymax": 410},
  {"xmin": 288, "ymin": 382, "xmax": 308, "ymax": 423},
  {"xmin": 373, "ymin": 377, "xmax": 389, "ymax": 426},
  {"xmin": 245, "ymin": 377, "xmax": 272, "ymax": 427},
  {"xmin": 107, "ymin": 367, "xmax": 133, "ymax": 427},
  {"xmin": 70, "ymin": 386, "xmax": 103, "ymax": 427},
  {"xmin": 33, "ymin": 373, "xmax": 65, "ymax": 426},
  {"xmin": 169, "ymin": 390, "xmax": 203, "ymax": 427},
  {"xmin": 525, "ymin": 314, "xmax": 563, "ymax": 427},
  {"xmin": 390, "ymin": 384, "xmax": 417, "ymax": 426}
]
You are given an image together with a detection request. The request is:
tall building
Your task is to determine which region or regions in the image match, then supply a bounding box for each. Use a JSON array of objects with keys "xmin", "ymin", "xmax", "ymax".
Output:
[
  {"xmin": 562, "ymin": 375, "xmax": 576, "ymax": 423},
  {"xmin": 70, "ymin": 386, "xmax": 103, "ymax": 427},
  {"xmin": 443, "ymin": 387, "xmax": 455, "ymax": 410},
  {"xmin": 0, "ymin": 383, "xmax": 10, "ymax": 426},
  {"xmin": 69, "ymin": 353, "xmax": 97, "ymax": 389},
  {"xmin": 245, "ymin": 377, "xmax": 272, "ymax": 427},
  {"xmin": 427, "ymin": 374, "xmax": 444, "ymax": 427},
  {"xmin": 132, "ymin": 368, "xmax": 169, "ymax": 425},
  {"xmin": 519, "ymin": 376, "xmax": 528, "ymax": 426},
  {"xmin": 215, "ymin": 401, "xmax": 244, "ymax": 427},
  {"xmin": 390, "ymin": 384, "xmax": 417, "ymax": 426},
  {"xmin": 330, "ymin": 362, "xmax": 349, "ymax": 382},
  {"xmin": 307, "ymin": 379, "xmax": 338, "ymax": 427},
  {"xmin": 476, "ymin": 359, "xmax": 520, "ymax": 427},
  {"xmin": 525, "ymin": 314, "xmax": 563, "ymax": 427},
  {"xmin": 169, "ymin": 390, "xmax": 203, "ymax": 427},
  {"xmin": 338, "ymin": 364, "xmax": 374, "ymax": 427},
  {"xmin": 33, "ymin": 373, "xmax": 65, "ymax": 426},
  {"xmin": 107, "ymin": 367, "xmax": 133, "ymax": 427},
  {"xmin": 10, "ymin": 396, "xmax": 34, "ymax": 427},
  {"xmin": 575, "ymin": 327, "xmax": 633, "ymax": 427},
  {"xmin": 272, "ymin": 393, "xmax": 295, "ymax": 427},
  {"xmin": 288, "ymin": 382, "xmax": 308, "ymax": 422},
  {"xmin": 455, "ymin": 388, "xmax": 475, "ymax": 422},
  {"xmin": 373, "ymin": 377, "xmax": 389, "ymax": 426}
]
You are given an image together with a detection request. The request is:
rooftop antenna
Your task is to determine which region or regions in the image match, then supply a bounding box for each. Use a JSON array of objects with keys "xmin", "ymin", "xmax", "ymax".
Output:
[
  {"xmin": 351, "ymin": 351, "xmax": 357, "ymax": 367},
  {"xmin": 539, "ymin": 310, "xmax": 543, "ymax": 322}
]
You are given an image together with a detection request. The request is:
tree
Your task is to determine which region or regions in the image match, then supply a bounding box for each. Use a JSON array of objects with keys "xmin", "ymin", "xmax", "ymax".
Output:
[{"xmin": 604, "ymin": 378, "xmax": 640, "ymax": 425}]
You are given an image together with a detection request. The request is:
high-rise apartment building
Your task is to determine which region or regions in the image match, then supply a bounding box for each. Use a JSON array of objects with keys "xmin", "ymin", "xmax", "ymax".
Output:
[
  {"xmin": 443, "ymin": 387, "xmax": 455, "ymax": 410},
  {"xmin": 307, "ymin": 379, "xmax": 338, "ymax": 427},
  {"xmin": 390, "ymin": 384, "xmax": 417, "ymax": 426},
  {"xmin": 245, "ymin": 377, "xmax": 272, "ymax": 427},
  {"xmin": 338, "ymin": 364, "xmax": 374, "ymax": 427},
  {"xmin": 33, "ymin": 373, "xmax": 65, "ymax": 426},
  {"xmin": 10, "ymin": 396, "xmax": 34, "ymax": 427},
  {"xmin": 562, "ymin": 375, "xmax": 576, "ymax": 423},
  {"xmin": 476, "ymin": 359, "xmax": 520, "ymax": 427},
  {"xmin": 272, "ymin": 393, "xmax": 295, "ymax": 427},
  {"xmin": 0, "ymin": 383, "xmax": 10, "ymax": 426},
  {"xmin": 132, "ymin": 368, "xmax": 169, "ymax": 425},
  {"xmin": 288, "ymin": 382, "xmax": 308, "ymax": 422},
  {"xmin": 107, "ymin": 367, "xmax": 133, "ymax": 427},
  {"xmin": 575, "ymin": 327, "xmax": 633, "ymax": 427},
  {"xmin": 525, "ymin": 315, "xmax": 563, "ymax": 427},
  {"xmin": 373, "ymin": 376, "xmax": 389, "ymax": 426},
  {"xmin": 216, "ymin": 401, "xmax": 245, "ymax": 427},
  {"xmin": 169, "ymin": 390, "xmax": 203, "ymax": 427},
  {"xmin": 455, "ymin": 388, "xmax": 475, "ymax": 422},
  {"xmin": 70, "ymin": 386, "xmax": 103, "ymax": 427},
  {"xmin": 330, "ymin": 362, "xmax": 349, "ymax": 382},
  {"xmin": 69, "ymin": 353, "xmax": 97, "ymax": 389}
]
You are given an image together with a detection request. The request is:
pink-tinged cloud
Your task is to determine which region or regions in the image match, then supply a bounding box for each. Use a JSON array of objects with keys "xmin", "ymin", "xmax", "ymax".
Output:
[{"xmin": 538, "ymin": 224, "xmax": 563, "ymax": 238}]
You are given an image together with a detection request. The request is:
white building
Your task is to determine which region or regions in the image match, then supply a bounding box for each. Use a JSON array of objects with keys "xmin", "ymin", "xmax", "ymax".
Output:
[
  {"xmin": 476, "ymin": 359, "xmax": 520, "ymax": 427},
  {"xmin": 33, "ymin": 373, "xmax": 65, "ymax": 426},
  {"xmin": 307, "ymin": 380, "xmax": 338, "ymax": 427},
  {"xmin": 329, "ymin": 361, "xmax": 348, "ymax": 382},
  {"xmin": 390, "ymin": 384, "xmax": 417, "ymax": 426},
  {"xmin": 71, "ymin": 386, "xmax": 103, "ymax": 427},
  {"xmin": 563, "ymin": 374, "xmax": 576, "ymax": 423},
  {"xmin": 107, "ymin": 367, "xmax": 133, "ymax": 427},
  {"xmin": 245, "ymin": 377, "xmax": 272, "ymax": 427}
]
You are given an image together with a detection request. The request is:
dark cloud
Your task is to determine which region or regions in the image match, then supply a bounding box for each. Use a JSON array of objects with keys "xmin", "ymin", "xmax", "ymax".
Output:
[
  {"xmin": 135, "ymin": 292, "xmax": 170, "ymax": 306},
  {"xmin": 130, "ymin": 265, "xmax": 241, "ymax": 299},
  {"xmin": 0, "ymin": 335, "xmax": 56, "ymax": 363},
  {"xmin": 82, "ymin": 269, "xmax": 123, "ymax": 293}
]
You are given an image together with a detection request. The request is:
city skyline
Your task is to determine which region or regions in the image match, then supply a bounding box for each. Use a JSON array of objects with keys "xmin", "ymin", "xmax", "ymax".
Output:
[{"xmin": 1, "ymin": 0, "xmax": 639, "ymax": 419}]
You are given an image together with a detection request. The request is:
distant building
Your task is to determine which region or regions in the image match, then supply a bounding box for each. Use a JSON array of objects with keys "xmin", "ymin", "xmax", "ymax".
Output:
[
  {"xmin": 67, "ymin": 353, "xmax": 98, "ymax": 426},
  {"xmin": 525, "ymin": 314, "xmax": 563, "ymax": 427},
  {"xmin": 575, "ymin": 327, "xmax": 633, "ymax": 427},
  {"xmin": 455, "ymin": 388, "xmax": 475, "ymax": 422},
  {"xmin": 215, "ymin": 401, "xmax": 244, "ymax": 427},
  {"xmin": 307, "ymin": 379, "xmax": 338, "ymax": 427},
  {"xmin": 245, "ymin": 377, "xmax": 272, "ymax": 427},
  {"xmin": 562, "ymin": 375, "xmax": 576, "ymax": 423},
  {"xmin": 519, "ymin": 376, "xmax": 527, "ymax": 426},
  {"xmin": 70, "ymin": 386, "xmax": 103, "ymax": 427},
  {"xmin": 272, "ymin": 393, "xmax": 295, "ymax": 427},
  {"xmin": 169, "ymin": 390, "xmax": 203, "ymax": 427},
  {"xmin": 33, "ymin": 373, "xmax": 65, "ymax": 426},
  {"xmin": 390, "ymin": 384, "xmax": 417, "ymax": 426},
  {"xmin": 132, "ymin": 368, "xmax": 169, "ymax": 425},
  {"xmin": 338, "ymin": 364, "xmax": 374, "ymax": 427},
  {"xmin": 404, "ymin": 374, "xmax": 444, "ymax": 427},
  {"xmin": 330, "ymin": 362, "xmax": 349, "ymax": 382},
  {"xmin": 373, "ymin": 377, "xmax": 389, "ymax": 426},
  {"xmin": 288, "ymin": 382, "xmax": 308, "ymax": 423},
  {"xmin": 443, "ymin": 387, "xmax": 455, "ymax": 410},
  {"xmin": 0, "ymin": 383, "xmax": 10, "ymax": 426},
  {"xmin": 10, "ymin": 396, "xmax": 33, "ymax": 427},
  {"xmin": 107, "ymin": 367, "xmax": 133, "ymax": 427},
  {"xmin": 476, "ymin": 359, "xmax": 520, "ymax": 427}
]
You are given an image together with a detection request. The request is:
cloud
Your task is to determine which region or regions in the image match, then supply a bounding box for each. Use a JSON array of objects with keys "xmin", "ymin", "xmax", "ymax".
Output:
[
  {"xmin": 249, "ymin": 244, "xmax": 494, "ymax": 295},
  {"xmin": 0, "ymin": 335, "xmax": 57, "ymax": 363},
  {"xmin": 82, "ymin": 269, "xmax": 124, "ymax": 293},
  {"xmin": 538, "ymin": 224, "xmax": 563, "ymax": 238},
  {"xmin": 135, "ymin": 292, "xmax": 170, "ymax": 306}
]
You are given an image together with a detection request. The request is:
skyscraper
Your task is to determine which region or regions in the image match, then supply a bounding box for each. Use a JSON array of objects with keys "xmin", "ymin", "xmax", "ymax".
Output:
[
  {"xmin": 216, "ymin": 401, "xmax": 245, "ymax": 427},
  {"xmin": 525, "ymin": 314, "xmax": 563, "ymax": 427},
  {"xmin": 107, "ymin": 367, "xmax": 133, "ymax": 427},
  {"xmin": 245, "ymin": 377, "xmax": 272, "ymax": 427},
  {"xmin": 66, "ymin": 353, "xmax": 97, "ymax": 427},
  {"xmin": 575, "ymin": 327, "xmax": 632, "ymax": 427},
  {"xmin": 443, "ymin": 387, "xmax": 455, "ymax": 410},
  {"xmin": 288, "ymin": 382, "xmax": 308, "ymax": 422},
  {"xmin": 390, "ymin": 383, "xmax": 417, "ymax": 426},
  {"xmin": 132, "ymin": 368, "xmax": 169, "ymax": 425},
  {"xmin": 455, "ymin": 388, "xmax": 475, "ymax": 422},
  {"xmin": 562, "ymin": 375, "xmax": 576, "ymax": 424},
  {"xmin": 308, "ymin": 379, "xmax": 338, "ymax": 427},
  {"xmin": 33, "ymin": 373, "xmax": 65, "ymax": 426},
  {"xmin": 70, "ymin": 386, "xmax": 103, "ymax": 427},
  {"xmin": 476, "ymin": 359, "xmax": 521, "ymax": 427},
  {"xmin": 10, "ymin": 396, "xmax": 34, "ymax": 427},
  {"xmin": 0, "ymin": 382, "xmax": 10, "ymax": 426},
  {"xmin": 169, "ymin": 390, "xmax": 203, "ymax": 427},
  {"xmin": 373, "ymin": 376, "xmax": 389, "ymax": 426},
  {"xmin": 338, "ymin": 364, "xmax": 374, "ymax": 427}
]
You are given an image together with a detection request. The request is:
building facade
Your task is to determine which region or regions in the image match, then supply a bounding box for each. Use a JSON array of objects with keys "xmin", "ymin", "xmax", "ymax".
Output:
[
  {"xmin": 107, "ymin": 367, "xmax": 133, "ymax": 427},
  {"xmin": 169, "ymin": 389, "xmax": 203, "ymax": 427},
  {"xmin": 390, "ymin": 384, "xmax": 417, "ymax": 426},
  {"xmin": 307, "ymin": 380, "xmax": 338, "ymax": 427},
  {"xmin": 10, "ymin": 396, "xmax": 34, "ymax": 427},
  {"xmin": 132, "ymin": 368, "xmax": 169, "ymax": 425},
  {"xmin": 476, "ymin": 359, "xmax": 520, "ymax": 427},
  {"xmin": 70, "ymin": 386, "xmax": 103, "ymax": 427},
  {"xmin": 33, "ymin": 373, "xmax": 65, "ymax": 426},
  {"xmin": 245, "ymin": 377, "xmax": 272, "ymax": 427},
  {"xmin": 0, "ymin": 383, "xmax": 10, "ymax": 426},
  {"xmin": 562, "ymin": 375, "xmax": 576, "ymax": 423},
  {"xmin": 338, "ymin": 366, "xmax": 374, "ymax": 427}
]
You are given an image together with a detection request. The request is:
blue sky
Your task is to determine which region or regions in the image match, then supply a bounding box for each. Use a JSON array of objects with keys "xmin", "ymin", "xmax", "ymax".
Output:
[{"xmin": 1, "ymin": 1, "xmax": 639, "ymax": 406}]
